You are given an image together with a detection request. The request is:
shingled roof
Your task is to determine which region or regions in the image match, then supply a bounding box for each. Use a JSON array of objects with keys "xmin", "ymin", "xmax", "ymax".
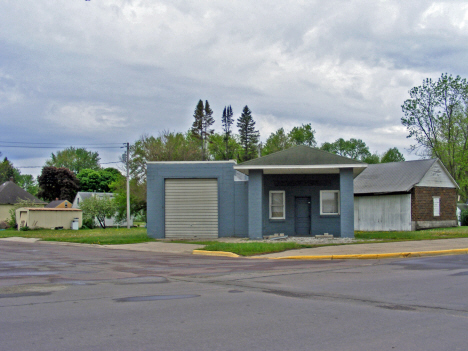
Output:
[
  {"xmin": 0, "ymin": 181, "xmax": 46, "ymax": 205},
  {"xmin": 354, "ymin": 159, "xmax": 457, "ymax": 194},
  {"xmin": 234, "ymin": 145, "xmax": 367, "ymax": 176}
]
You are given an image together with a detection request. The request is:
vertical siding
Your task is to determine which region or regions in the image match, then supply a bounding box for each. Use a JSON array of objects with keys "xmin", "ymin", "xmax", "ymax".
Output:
[{"xmin": 354, "ymin": 194, "xmax": 411, "ymax": 231}]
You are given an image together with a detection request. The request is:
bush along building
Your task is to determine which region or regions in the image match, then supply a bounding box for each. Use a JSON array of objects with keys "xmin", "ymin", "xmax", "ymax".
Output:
[{"xmin": 146, "ymin": 146, "xmax": 367, "ymax": 239}]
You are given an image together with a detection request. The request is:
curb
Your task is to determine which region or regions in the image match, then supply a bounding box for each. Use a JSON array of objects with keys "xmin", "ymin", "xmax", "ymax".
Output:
[
  {"xmin": 265, "ymin": 248, "xmax": 468, "ymax": 260},
  {"xmin": 192, "ymin": 249, "xmax": 240, "ymax": 258},
  {"xmin": 192, "ymin": 248, "xmax": 468, "ymax": 260}
]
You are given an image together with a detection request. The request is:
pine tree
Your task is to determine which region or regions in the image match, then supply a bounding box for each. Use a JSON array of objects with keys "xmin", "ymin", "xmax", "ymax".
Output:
[
  {"xmin": 221, "ymin": 105, "xmax": 234, "ymax": 160},
  {"xmin": 237, "ymin": 105, "xmax": 260, "ymax": 161},
  {"xmin": 191, "ymin": 99, "xmax": 214, "ymax": 160}
]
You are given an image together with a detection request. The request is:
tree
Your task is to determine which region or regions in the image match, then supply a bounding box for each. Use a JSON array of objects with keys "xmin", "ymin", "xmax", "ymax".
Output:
[
  {"xmin": 221, "ymin": 105, "xmax": 234, "ymax": 160},
  {"xmin": 45, "ymin": 147, "xmax": 100, "ymax": 174},
  {"xmin": 77, "ymin": 168, "xmax": 124, "ymax": 193},
  {"xmin": 16, "ymin": 174, "xmax": 39, "ymax": 196},
  {"xmin": 0, "ymin": 157, "xmax": 18, "ymax": 184},
  {"xmin": 37, "ymin": 167, "xmax": 80, "ymax": 202},
  {"xmin": 79, "ymin": 195, "xmax": 118, "ymax": 229},
  {"xmin": 381, "ymin": 147, "xmax": 405, "ymax": 163},
  {"xmin": 237, "ymin": 105, "xmax": 260, "ymax": 161},
  {"xmin": 320, "ymin": 138, "xmax": 371, "ymax": 161},
  {"xmin": 401, "ymin": 73, "xmax": 468, "ymax": 198},
  {"xmin": 288, "ymin": 123, "xmax": 317, "ymax": 147},
  {"xmin": 362, "ymin": 153, "xmax": 380, "ymax": 164},
  {"xmin": 191, "ymin": 100, "xmax": 215, "ymax": 160},
  {"xmin": 262, "ymin": 128, "xmax": 293, "ymax": 156},
  {"xmin": 207, "ymin": 133, "xmax": 242, "ymax": 161},
  {"xmin": 127, "ymin": 131, "xmax": 200, "ymax": 183}
]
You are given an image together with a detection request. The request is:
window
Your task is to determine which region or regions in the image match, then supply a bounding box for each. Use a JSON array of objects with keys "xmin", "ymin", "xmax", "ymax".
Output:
[
  {"xmin": 433, "ymin": 196, "xmax": 440, "ymax": 217},
  {"xmin": 320, "ymin": 190, "xmax": 340, "ymax": 215},
  {"xmin": 269, "ymin": 191, "xmax": 285, "ymax": 219}
]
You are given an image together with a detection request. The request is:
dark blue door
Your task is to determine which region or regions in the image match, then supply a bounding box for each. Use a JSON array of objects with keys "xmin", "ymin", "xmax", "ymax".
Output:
[{"xmin": 295, "ymin": 197, "xmax": 311, "ymax": 235}]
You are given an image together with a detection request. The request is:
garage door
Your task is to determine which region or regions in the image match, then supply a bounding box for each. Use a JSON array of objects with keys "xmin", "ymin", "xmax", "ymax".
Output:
[{"xmin": 165, "ymin": 178, "xmax": 218, "ymax": 239}]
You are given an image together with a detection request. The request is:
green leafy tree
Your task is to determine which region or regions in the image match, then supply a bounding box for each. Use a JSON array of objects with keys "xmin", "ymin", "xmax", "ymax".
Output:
[
  {"xmin": 127, "ymin": 131, "xmax": 200, "ymax": 183},
  {"xmin": 207, "ymin": 133, "xmax": 242, "ymax": 161},
  {"xmin": 37, "ymin": 167, "xmax": 80, "ymax": 202},
  {"xmin": 262, "ymin": 128, "xmax": 293, "ymax": 156},
  {"xmin": 321, "ymin": 138, "xmax": 371, "ymax": 161},
  {"xmin": 191, "ymin": 100, "xmax": 215, "ymax": 160},
  {"xmin": 221, "ymin": 105, "xmax": 234, "ymax": 160},
  {"xmin": 112, "ymin": 177, "xmax": 147, "ymax": 224},
  {"xmin": 16, "ymin": 174, "xmax": 39, "ymax": 196},
  {"xmin": 363, "ymin": 153, "xmax": 381, "ymax": 164},
  {"xmin": 237, "ymin": 105, "xmax": 260, "ymax": 161},
  {"xmin": 79, "ymin": 195, "xmax": 118, "ymax": 229},
  {"xmin": 77, "ymin": 168, "xmax": 124, "ymax": 193},
  {"xmin": 401, "ymin": 73, "xmax": 468, "ymax": 199},
  {"xmin": 0, "ymin": 157, "xmax": 18, "ymax": 183},
  {"xmin": 381, "ymin": 147, "xmax": 405, "ymax": 163},
  {"xmin": 45, "ymin": 147, "xmax": 100, "ymax": 174},
  {"xmin": 288, "ymin": 123, "xmax": 316, "ymax": 147}
]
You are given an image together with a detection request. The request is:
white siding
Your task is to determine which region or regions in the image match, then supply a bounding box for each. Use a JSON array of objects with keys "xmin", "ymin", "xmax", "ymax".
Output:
[
  {"xmin": 165, "ymin": 179, "xmax": 218, "ymax": 239},
  {"xmin": 354, "ymin": 194, "xmax": 412, "ymax": 231},
  {"xmin": 417, "ymin": 161, "xmax": 456, "ymax": 188}
]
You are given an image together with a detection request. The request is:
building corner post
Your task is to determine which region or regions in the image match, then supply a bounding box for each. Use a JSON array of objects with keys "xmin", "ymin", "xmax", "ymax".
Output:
[
  {"xmin": 248, "ymin": 170, "xmax": 263, "ymax": 239},
  {"xmin": 340, "ymin": 168, "xmax": 354, "ymax": 238}
]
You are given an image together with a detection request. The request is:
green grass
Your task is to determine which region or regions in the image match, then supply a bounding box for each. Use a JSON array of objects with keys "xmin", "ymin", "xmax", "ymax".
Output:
[
  {"xmin": 200, "ymin": 242, "xmax": 318, "ymax": 256},
  {"xmin": 355, "ymin": 226, "xmax": 468, "ymax": 241},
  {"xmin": 0, "ymin": 227, "xmax": 155, "ymax": 245}
]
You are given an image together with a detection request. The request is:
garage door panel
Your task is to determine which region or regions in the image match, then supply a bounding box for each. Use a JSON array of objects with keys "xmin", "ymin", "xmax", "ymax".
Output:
[{"xmin": 165, "ymin": 179, "xmax": 218, "ymax": 239}]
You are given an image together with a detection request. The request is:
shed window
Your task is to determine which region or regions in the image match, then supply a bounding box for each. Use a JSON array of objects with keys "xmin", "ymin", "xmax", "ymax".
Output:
[
  {"xmin": 269, "ymin": 191, "xmax": 285, "ymax": 219},
  {"xmin": 320, "ymin": 190, "xmax": 340, "ymax": 215},
  {"xmin": 433, "ymin": 197, "xmax": 440, "ymax": 217}
]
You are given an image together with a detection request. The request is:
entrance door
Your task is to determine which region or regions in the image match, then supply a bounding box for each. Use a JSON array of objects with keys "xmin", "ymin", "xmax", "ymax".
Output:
[{"xmin": 295, "ymin": 197, "xmax": 311, "ymax": 235}]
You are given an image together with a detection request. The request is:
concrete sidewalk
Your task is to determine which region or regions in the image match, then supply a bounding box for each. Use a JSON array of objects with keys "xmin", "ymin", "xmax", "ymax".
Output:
[
  {"xmin": 2, "ymin": 237, "xmax": 468, "ymax": 259},
  {"xmin": 259, "ymin": 238, "xmax": 468, "ymax": 259}
]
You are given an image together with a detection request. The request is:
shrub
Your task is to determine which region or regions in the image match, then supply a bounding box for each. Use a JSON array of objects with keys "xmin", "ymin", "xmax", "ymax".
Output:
[{"xmin": 461, "ymin": 209, "xmax": 468, "ymax": 226}]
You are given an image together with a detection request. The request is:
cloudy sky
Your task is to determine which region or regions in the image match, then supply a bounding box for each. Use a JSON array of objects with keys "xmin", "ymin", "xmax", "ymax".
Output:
[{"xmin": 1, "ymin": 0, "xmax": 468, "ymax": 176}]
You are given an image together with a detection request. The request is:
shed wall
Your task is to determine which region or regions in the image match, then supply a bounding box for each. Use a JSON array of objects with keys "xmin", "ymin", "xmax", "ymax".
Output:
[
  {"xmin": 16, "ymin": 209, "xmax": 82, "ymax": 229},
  {"xmin": 354, "ymin": 194, "xmax": 412, "ymax": 231}
]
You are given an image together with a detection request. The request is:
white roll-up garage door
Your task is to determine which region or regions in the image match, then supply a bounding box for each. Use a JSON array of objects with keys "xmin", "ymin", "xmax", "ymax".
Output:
[{"xmin": 165, "ymin": 178, "xmax": 218, "ymax": 239}]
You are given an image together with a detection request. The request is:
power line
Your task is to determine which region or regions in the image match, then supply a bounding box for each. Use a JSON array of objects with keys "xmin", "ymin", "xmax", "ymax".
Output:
[
  {"xmin": 0, "ymin": 145, "xmax": 122, "ymax": 149},
  {"xmin": 0, "ymin": 141, "xmax": 122, "ymax": 146}
]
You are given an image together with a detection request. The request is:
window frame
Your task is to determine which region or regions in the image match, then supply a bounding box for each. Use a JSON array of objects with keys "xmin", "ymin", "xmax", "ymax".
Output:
[
  {"xmin": 320, "ymin": 190, "xmax": 340, "ymax": 215},
  {"xmin": 433, "ymin": 196, "xmax": 440, "ymax": 217},
  {"xmin": 269, "ymin": 190, "xmax": 286, "ymax": 220}
]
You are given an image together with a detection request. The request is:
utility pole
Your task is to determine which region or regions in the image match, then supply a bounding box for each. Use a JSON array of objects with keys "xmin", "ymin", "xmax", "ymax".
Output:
[{"xmin": 126, "ymin": 142, "xmax": 130, "ymax": 229}]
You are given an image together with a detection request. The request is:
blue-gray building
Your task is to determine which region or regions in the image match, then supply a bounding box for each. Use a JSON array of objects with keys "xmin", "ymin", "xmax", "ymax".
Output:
[{"xmin": 147, "ymin": 146, "xmax": 367, "ymax": 240}]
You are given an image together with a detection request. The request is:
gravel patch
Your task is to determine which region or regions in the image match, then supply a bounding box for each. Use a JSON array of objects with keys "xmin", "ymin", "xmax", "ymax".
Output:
[{"xmin": 181, "ymin": 237, "xmax": 377, "ymax": 244}]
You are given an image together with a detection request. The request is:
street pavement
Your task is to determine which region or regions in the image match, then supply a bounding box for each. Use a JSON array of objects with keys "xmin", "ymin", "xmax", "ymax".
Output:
[{"xmin": 1, "ymin": 239, "xmax": 468, "ymax": 350}]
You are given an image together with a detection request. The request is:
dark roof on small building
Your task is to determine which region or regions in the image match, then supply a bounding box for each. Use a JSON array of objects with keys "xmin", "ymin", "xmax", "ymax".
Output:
[
  {"xmin": 0, "ymin": 181, "xmax": 46, "ymax": 205},
  {"xmin": 354, "ymin": 159, "xmax": 441, "ymax": 195},
  {"xmin": 238, "ymin": 145, "xmax": 366, "ymax": 166},
  {"xmin": 234, "ymin": 146, "xmax": 367, "ymax": 176}
]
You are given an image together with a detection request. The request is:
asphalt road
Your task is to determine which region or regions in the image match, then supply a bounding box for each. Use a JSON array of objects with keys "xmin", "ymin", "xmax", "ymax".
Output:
[{"xmin": 1, "ymin": 241, "xmax": 468, "ymax": 351}]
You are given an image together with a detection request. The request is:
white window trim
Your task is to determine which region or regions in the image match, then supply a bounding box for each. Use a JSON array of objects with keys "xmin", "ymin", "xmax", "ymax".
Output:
[
  {"xmin": 320, "ymin": 190, "xmax": 340, "ymax": 215},
  {"xmin": 433, "ymin": 196, "xmax": 440, "ymax": 217},
  {"xmin": 269, "ymin": 191, "xmax": 286, "ymax": 220}
]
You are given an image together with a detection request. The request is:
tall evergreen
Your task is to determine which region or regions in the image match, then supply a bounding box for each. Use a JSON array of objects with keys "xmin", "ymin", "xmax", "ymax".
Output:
[
  {"xmin": 191, "ymin": 99, "xmax": 214, "ymax": 160},
  {"xmin": 221, "ymin": 105, "xmax": 233, "ymax": 160},
  {"xmin": 237, "ymin": 105, "xmax": 260, "ymax": 161}
]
